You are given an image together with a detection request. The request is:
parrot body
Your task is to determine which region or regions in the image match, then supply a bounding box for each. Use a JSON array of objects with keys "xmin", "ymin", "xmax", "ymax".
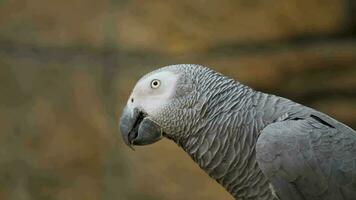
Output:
[{"xmin": 119, "ymin": 64, "xmax": 356, "ymax": 200}]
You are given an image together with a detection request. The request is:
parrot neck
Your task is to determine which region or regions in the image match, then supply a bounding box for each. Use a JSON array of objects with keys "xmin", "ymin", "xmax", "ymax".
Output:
[{"xmin": 174, "ymin": 84, "xmax": 283, "ymax": 199}]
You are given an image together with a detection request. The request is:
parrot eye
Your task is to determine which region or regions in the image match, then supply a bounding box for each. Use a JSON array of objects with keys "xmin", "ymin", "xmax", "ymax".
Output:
[{"xmin": 150, "ymin": 79, "xmax": 161, "ymax": 89}]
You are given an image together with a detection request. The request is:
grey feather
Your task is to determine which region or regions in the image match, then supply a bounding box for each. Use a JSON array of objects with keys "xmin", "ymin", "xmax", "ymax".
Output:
[
  {"xmin": 122, "ymin": 64, "xmax": 356, "ymax": 200},
  {"xmin": 256, "ymin": 112, "xmax": 356, "ymax": 200}
]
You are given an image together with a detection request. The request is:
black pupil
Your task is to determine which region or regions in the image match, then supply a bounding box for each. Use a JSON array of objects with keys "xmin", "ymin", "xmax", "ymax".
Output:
[{"xmin": 153, "ymin": 81, "xmax": 158, "ymax": 86}]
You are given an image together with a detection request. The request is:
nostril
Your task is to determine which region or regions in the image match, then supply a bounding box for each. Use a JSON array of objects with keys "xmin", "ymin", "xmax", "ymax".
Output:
[{"xmin": 131, "ymin": 98, "xmax": 134, "ymax": 103}]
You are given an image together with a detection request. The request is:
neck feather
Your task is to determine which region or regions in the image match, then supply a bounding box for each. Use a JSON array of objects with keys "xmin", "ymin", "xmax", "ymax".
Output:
[{"xmin": 179, "ymin": 81, "xmax": 278, "ymax": 199}]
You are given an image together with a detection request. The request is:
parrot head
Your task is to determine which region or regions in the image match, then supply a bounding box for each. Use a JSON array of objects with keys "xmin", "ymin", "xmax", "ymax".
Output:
[{"xmin": 119, "ymin": 64, "xmax": 204, "ymax": 148}]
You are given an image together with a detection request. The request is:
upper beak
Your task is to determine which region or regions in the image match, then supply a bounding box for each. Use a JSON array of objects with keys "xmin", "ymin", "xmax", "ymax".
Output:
[{"xmin": 119, "ymin": 106, "xmax": 163, "ymax": 149}]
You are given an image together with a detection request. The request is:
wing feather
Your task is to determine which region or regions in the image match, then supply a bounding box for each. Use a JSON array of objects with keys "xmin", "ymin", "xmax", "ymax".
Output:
[{"xmin": 256, "ymin": 113, "xmax": 356, "ymax": 200}]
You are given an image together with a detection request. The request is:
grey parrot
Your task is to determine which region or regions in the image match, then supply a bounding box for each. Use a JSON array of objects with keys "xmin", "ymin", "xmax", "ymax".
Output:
[{"xmin": 119, "ymin": 64, "xmax": 356, "ymax": 200}]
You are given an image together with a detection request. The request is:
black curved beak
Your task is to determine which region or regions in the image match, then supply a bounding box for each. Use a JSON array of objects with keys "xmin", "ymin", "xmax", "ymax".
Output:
[{"xmin": 119, "ymin": 106, "xmax": 163, "ymax": 149}]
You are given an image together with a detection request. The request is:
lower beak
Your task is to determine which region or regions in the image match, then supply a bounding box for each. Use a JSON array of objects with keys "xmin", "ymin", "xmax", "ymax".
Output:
[{"xmin": 119, "ymin": 106, "xmax": 163, "ymax": 149}]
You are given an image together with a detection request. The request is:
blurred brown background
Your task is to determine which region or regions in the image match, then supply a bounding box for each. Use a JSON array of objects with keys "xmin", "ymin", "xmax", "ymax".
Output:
[{"xmin": 0, "ymin": 0, "xmax": 355, "ymax": 200}]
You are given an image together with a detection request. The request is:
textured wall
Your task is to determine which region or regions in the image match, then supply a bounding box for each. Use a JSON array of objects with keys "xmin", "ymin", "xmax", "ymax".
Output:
[
  {"xmin": 0, "ymin": 0, "xmax": 346, "ymax": 53},
  {"xmin": 0, "ymin": 0, "xmax": 355, "ymax": 200}
]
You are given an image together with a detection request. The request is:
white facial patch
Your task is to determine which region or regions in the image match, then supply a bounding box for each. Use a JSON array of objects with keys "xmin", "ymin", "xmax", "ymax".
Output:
[{"xmin": 127, "ymin": 70, "xmax": 180, "ymax": 115}]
